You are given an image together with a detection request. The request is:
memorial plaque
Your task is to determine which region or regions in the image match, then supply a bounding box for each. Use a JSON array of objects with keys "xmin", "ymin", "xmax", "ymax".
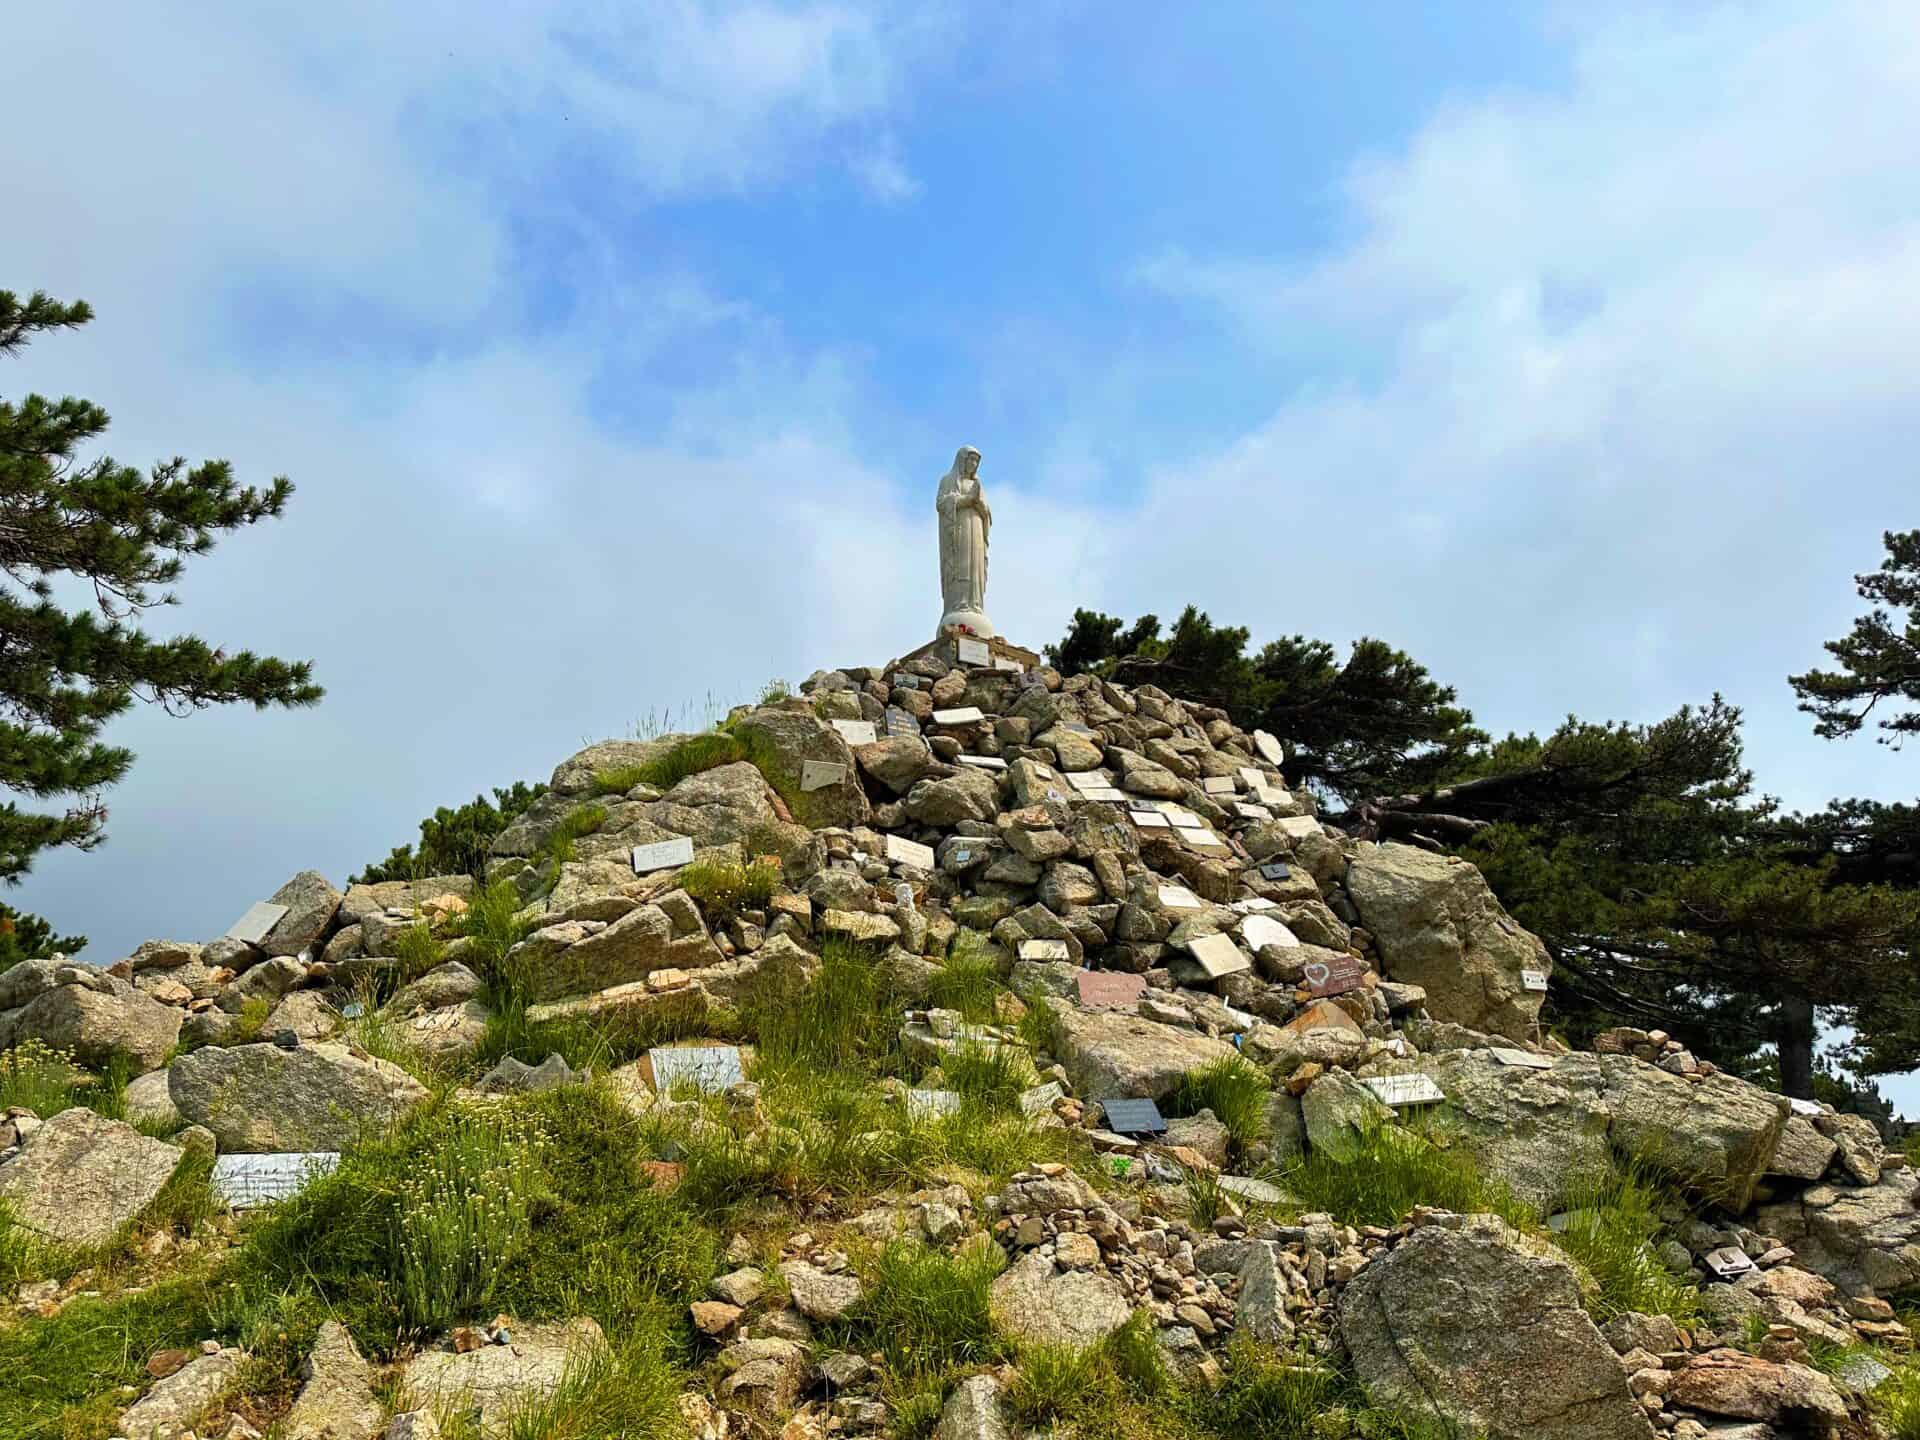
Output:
[
  {"xmin": 1489, "ymin": 1046, "xmax": 1554, "ymax": 1070},
  {"xmin": 1258, "ymin": 860, "xmax": 1293, "ymax": 882},
  {"xmin": 958, "ymin": 754, "xmax": 1008, "ymax": 770},
  {"xmin": 801, "ymin": 760, "xmax": 848, "ymax": 792},
  {"xmin": 1521, "ymin": 969, "xmax": 1550, "ymax": 993},
  {"xmin": 1177, "ymin": 827, "xmax": 1227, "ymax": 851},
  {"xmin": 1203, "ymin": 776, "xmax": 1236, "ymax": 795},
  {"xmin": 1080, "ymin": 787, "xmax": 1128, "ymax": 802},
  {"xmin": 1235, "ymin": 802, "xmax": 1274, "ymax": 823},
  {"xmin": 885, "ymin": 835, "xmax": 937, "ymax": 870},
  {"xmin": 1703, "ymin": 1246, "xmax": 1756, "ymax": 1281},
  {"xmin": 884, "ymin": 707, "xmax": 922, "ymax": 737},
  {"xmin": 1130, "ymin": 809, "xmax": 1171, "ymax": 829},
  {"xmin": 1067, "ymin": 770, "xmax": 1112, "ymax": 792},
  {"xmin": 1277, "ymin": 815, "xmax": 1321, "ymax": 840},
  {"xmin": 956, "ymin": 636, "xmax": 992, "ymax": 667},
  {"xmin": 1241, "ymin": 914, "xmax": 1299, "ymax": 952},
  {"xmin": 830, "ymin": 719, "xmax": 878, "ymax": 746},
  {"xmin": 993, "ymin": 658, "xmax": 1025, "ymax": 674},
  {"xmin": 1158, "ymin": 885, "xmax": 1204, "ymax": 910},
  {"xmin": 212, "ymin": 1152, "xmax": 340, "ymax": 1210},
  {"xmin": 1162, "ymin": 806, "xmax": 1203, "ymax": 828},
  {"xmin": 632, "ymin": 836, "xmax": 696, "ymax": 874},
  {"xmin": 225, "ymin": 901, "xmax": 290, "ymax": 945},
  {"xmin": 890, "ymin": 671, "xmax": 921, "ymax": 690},
  {"xmin": 906, "ymin": 1088, "xmax": 962, "ymax": 1119},
  {"xmin": 1789, "ymin": 1097, "xmax": 1825, "ymax": 1118},
  {"xmin": 1019, "ymin": 938, "xmax": 1073, "ymax": 962},
  {"xmin": 1063, "ymin": 722, "xmax": 1097, "ymax": 736},
  {"xmin": 932, "ymin": 706, "xmax": 986, "ymax": 726},
  {"xmin": 1185, "ymin": 932, "xmax": 1251, "ymax": 979},
  {"xmin": 1231, "ymin": 897, "xmax": 1276, "ymax": 913},
  {"xmin": 1217, "ymin": 1174, "xmax": 1288, "ymax": 1206},
  {"xmin": 1101, "ymin": 1097, "xmax": 1167, "ymax": 1137},
  {"xmin": 1239, "ymin": 767, "xmax": 1267, "ymax": 790},
  {"xmin": 1253, "ymin": 729, "xmax": 1285, "ymax": 766},
  {"xmin": 1077, "ymin": 971, "xmax": 1147, "ymax": 1010},
  {"xmin": 1253, "ymin": 785, "xmax": 1292, "ymax": 808},
  {"xmin": 1301, "ymin": 954, "xmax": 1367, "ymax": 998},
  {"xmin": 648, "ymin": 1045, "xmax": 745, "ymax": 1094},
  {"xmin": 1364, "ymin": 1074, "xmax": 1447, "ymax": 1107}
]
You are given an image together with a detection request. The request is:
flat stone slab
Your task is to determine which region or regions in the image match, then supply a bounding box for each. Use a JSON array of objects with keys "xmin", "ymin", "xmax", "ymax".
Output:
[
  {"xmin": 1077, "ymin": 971, "xmax": 1146, "ymax": 1010},
  {"xmin": 0, "ymin": 1108, "xmax": 183, "ymax": 1247},
  {"xmin": 403, "ymin": 1318, "xmax": 606, "ymax": 1435},
  {"xmin": 990, "ymin": 1248, "xmax": 1132, "ymax": 1348},
  {"xmin": 1158, "ymin": 885, "xmax": 1204, "ymax": 911},
  {"xmin": 648, "ymin": 1044, "xmax": 745, "ymax": 1094},
  {"xmin": 884, "ymin": 834, "xmax": 937, "ymax": 870},
  {"xmin": 830, "ymin": 719, "xmax": 878, "ymax": 745},
  {"xmin": 1203, "ymin": 776, "xmax": 1236, "ymax": 795},
  {"xmin": 225, "ymin": 900, "xmax": 289, "ymax": 944},
  {"xmin": 1019, "ymin": 939, "xmax": 1073, "ymax": 962},
  {"xmin": 1176, "ymin": 827, "xmax": 1227, "ymax": 851},
  {"xmin": 1364, "ymin": 1074, "xmax": 1447, "ymax": 1108},
  {"xmin": 1184, "ymin": 932, "xmax": 1251, "ymax": 979},
  {"xmin": 211, "ymin": 1151, "xmax": 341, "ymax": 1210},
  {"xmin": 1241, "ymin": 915, "xmax": 1299, "ymax": 952},
  {"xmin": 931, "ymin": 707, "xmax": 987, "ymax": 726},
  {"xmin": 632, "ymin": 836, "xmax": 696, "ymax": 874}
]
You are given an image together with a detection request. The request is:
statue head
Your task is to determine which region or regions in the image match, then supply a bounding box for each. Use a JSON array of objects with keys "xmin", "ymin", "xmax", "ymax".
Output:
[{"xmin": 953, "ymin": 446, "xmax": 981, "ymax": 479}]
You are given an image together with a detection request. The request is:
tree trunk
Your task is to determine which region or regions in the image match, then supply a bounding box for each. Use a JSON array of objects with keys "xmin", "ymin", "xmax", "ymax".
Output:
[{"xmin": 1775, "ymin": 994, "xmax": 1817, "ymax": 1100}]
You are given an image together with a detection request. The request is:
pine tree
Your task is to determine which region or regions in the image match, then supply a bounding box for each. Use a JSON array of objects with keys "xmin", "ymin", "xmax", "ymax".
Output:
[
  {"xmin": 352, "ymin": 781, "xmax": 547, "ymax": 884},
  {"xmin": 0, "ymin": 902, "xmax": 84, "ymax": 971},
  {"xmin": 0, "ymin": 290, "xmax": 321, "ymax": 881},
  {"xmin": 1791, "ymin": 529, "xmax": 1920, "ymax": 744}
]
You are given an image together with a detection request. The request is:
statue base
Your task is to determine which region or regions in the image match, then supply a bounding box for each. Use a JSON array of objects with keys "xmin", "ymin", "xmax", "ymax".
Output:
[{"xmin": 937, "ymin": 608, "xmax": 996, "ymax": 641}]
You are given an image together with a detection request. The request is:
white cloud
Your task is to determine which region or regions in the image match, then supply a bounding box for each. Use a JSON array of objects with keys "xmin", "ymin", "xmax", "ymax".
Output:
[{"xmin": 847, "ymin": 134, "xmax": 924, "ymax": 203}]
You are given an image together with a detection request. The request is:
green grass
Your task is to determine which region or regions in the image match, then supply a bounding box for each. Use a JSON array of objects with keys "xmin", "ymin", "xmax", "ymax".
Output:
[
  {"xmin": 678, "ymin": 856, "xmax": 780, "ymax": 920},
  {"xmin": 926, "ymin": 934, "xmax": 1004, "ymax": 1022},
  {"xmin": 850, "ymin": 1238, "xmax": 1007, "ymax": 1378},
  {"xmin": 543, "ymin": 803, "xmax": 608, "ymax": 868},
  {"xmin": 1875, "ymin": 1358, "xmax": 1920, "ymax": 1439},
  {"xmin": 1010, "ymin": 1341, "xmax": 1114, "ymax": 1429},
  {"xmin": 1546, "ymin": 1162, "xmax": 1698, "ymax": 1325},
  {"xmin": 940, "ymin": 1041, "xmax": 1038, "ymax": 1110},
  {"xmin": 614, "ymin": 733, "xmax": 748, "ymax": 793},
  {"xmin": 0, "ymin": 1040, "xmax": 87, "ymax": 1116},
  {"xmin": 458, "ymin": 881, "xmax": 539, "ymax": 997},
  {"xmin": 1169, "ymin": 1055, "xmax": 1271, "ymax": 1154},
  {"xmin": 1279, "ymin": 1118, "xmax": 1531, "ymax": 1231},
  {"xmin": 393, "ymin": 921, "xmax": 449, "ymax": 988},
  {"xmin": 749, "ymin": 937, "xmax": 904, "ymax": 1080},
  {"xmin": 1184, "ymin": 1165, "xmax": 1228, "ymax": 1229},
  {"xmin": 1193, "ymin": 1341, "xmax": 1481, "ymax": 1439}
]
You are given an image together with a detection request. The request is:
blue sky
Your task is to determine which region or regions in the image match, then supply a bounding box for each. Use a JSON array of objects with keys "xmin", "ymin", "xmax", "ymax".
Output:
[{"xmin": 6, "ymin": 3, "xmax": 1920, "ymax": 1105}]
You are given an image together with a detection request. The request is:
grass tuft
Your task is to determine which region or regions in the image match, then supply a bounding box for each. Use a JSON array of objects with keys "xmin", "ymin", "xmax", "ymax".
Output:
[
  {"xmin": 1280, "ymin": 1118, "xmax": 1531, "ymax": 1231},
  {"xmin": 679, "ymin": 857, "xmax": 780, "ymax": 921},
  {"xmin": 851, "ymin": 1238, "xmax": 1006, "ymax": 1378},
  {"xmin": 1169, "ymin": 1055, "xmax": 1271, "ymax": 1154},
  {"xmin": 1547, "ymin": 1161, "xmax": 1698, "ymax": 1325},
  {"xmin": 627, "ymin": 733, "xmax": 747, "ymax": 792}
]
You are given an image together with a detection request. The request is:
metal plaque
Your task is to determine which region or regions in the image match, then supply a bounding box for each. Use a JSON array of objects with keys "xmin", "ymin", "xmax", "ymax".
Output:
[
  {"xmin": 1019, "ymin": 938, "xmax": 1073, "ymax": 962},
  {"xmin": 1301, "ymin": 954, "xmax": 1368, "ymax": 998},
  {"xmin": 885, "ymin": 835, "xmax": 937, "ymax": 870},
  {"xmin": 1202, "ymin": 776, "xmax": 1236, "ymax": 795},
  {"xmin": 1704, "ymin": 1246, "xmax": 1756, "ymax": 1280},
  {"xmin": 1077, "ymin": 971, "xmax": 1147, "ymax": 1010},
  {"xmin": 932, "ymin": 706, "xmax": 987, "ymax": 726},
  {"xmin": 906, "ymin": 1088, "xmax": 962, "ymax": 1119},
  {"xmin": 1241, "ymin": 915, "xmax": 1299, "ymax": 952},
  {"xmin": 801, "ymin": 760, "xmax": 848, "ymax": 792},
  {"xmin": 1490, "ymin": 1047, "xmax": 1554, "ymax": 1070},
  {"xmin": 1158, "ymin": 885, "xmax": 1204, "ymax": 910},
  {"xmin": 1253, "ymin": 730, "xmax": 1284, "ymax": 766},
  {"xmin": 1364, "ymin": 1074, "xmax": 1447, "ymax": 1107},
  {"xmin": 648, "ymin": 1045, "xmax": 745, "ymax": 1094},
  {"xmin": 830, "ymin": 719, "xmax": 878, "ymax": 746},
  {"xmin": 956, "ymin": 637, "xmax": 992, "ymax": 666},
  {"xmin": 212, "ymin": 1152, "xmax": 340, "ymax": 1210},
  {"xmin": 225, "ymin": 901, "xmax": 290, "ymax": 945},
  {"xmin": 1185, "ymin": 932, "xmax": 1251, "ymax": 979},
  {"xmin": 1177, "ymin": 827, "xmax": 1227, "ymax": 850},
  {"xmin": 958, "ymin": 754, "xmax": 1007, "ymax": 770},
  {"xmin": 1521, "ymin": 969, "xmax": 1550, "ymax": 993},
  {"xmin": 1100, "ymin": 1097, "xmax": 1167, "ymax": 1137},
  {"xmin": 632, "ymin": 836, "xmax": 696, "ymax": 874},
  {"xmin": 1258, "ymin": 860, "xmax": 1293, "ymax": 882}
]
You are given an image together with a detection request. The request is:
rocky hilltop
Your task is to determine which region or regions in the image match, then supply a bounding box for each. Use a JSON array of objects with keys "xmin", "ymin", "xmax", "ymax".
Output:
[{"xmin": 0, "ymin": 635, "xmax": 1912, "ymax": 1440}]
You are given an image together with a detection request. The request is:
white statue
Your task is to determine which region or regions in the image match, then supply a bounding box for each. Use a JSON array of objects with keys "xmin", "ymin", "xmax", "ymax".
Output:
[{"xmin": 936, "ymin": 445, "xmax": 995, "ymax": 639}]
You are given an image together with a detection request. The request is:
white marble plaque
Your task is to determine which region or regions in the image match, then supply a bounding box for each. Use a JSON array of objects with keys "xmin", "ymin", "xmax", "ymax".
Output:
[
  {"xmin": 1130, "ymin": 809, "xmax": 1171, "ymax": 828},
  {"xmin": 1185, "ymin": 932, "xmax": 1251, "ymax": 979},
  {"xmin": 1521, "ymin": 969, "xmax": 1550, "ymax": 993},
  {"xmin": 906, "ymin": 1088, "xmax": 962, "ymax": 1119},
  {"xmin": 1231, "ymin": 897, "xmax": 1276, "ymax": 913},
  {"xmin": 1703, "ymin": 1246, "xmax": 1756, "ymax": 1280},
  {"xmin": 993, "ymin": 658, "xmax": 1025, "ymax": 674},
  {"xmin": 1019, "ymin": 938, "xmax": 1073, "ymax": 962},
  {"xmin": 1789, "ymin": 1097, "xmax": 1825, "ymax": 1118},
  {"xmin": 1177, "ymin": 827, "xmax": 1227, "ymax": 850},
  {"xmin": 1489, "ymin": 1047, "xmax": 1554, "ymax": 1070},
  {"xmin": 1080, "ymin": 787, "xmax": 1128, "ymax": 802},
  {"xmin": 1241, "ymin": 915, "xmax": 1299, "ymax": 952},
  {"xmin": 1203, "ymin": 776, "xmax": 1236, "ymax": 795},
  {"xmin": 932, "ymin": 706, "xmax": 986, "ymax": 726},
  {"xmin": 1364, "ymin": 1074, "xmax": 1447, "ymax": 1107},
  {"xmin": 956, "ymin": 637, "xmax": 992, "ymax": 666},
  {"xmin": 801, "ymin": 760, "xmax": 848, "ymax": 792},
  {"xmin": 212, "ymin": 1152, "xmax": 340, "ymax": 1209},
  {"xmin": 885, "ymin": 835, "xmax": 937, "ymax": 871},
  {"xmin": 830, "ymin": 719, "xmax": 878, "ymax": 746},
  {"xmin": 1067, "ymin": 770, "xmax": 1113, "ymax": 792},
  {"xmin": 1217, "ymin": 1174, "xmax": 1287, "ymax": 1205},
  {"xmin": 1254, "ymin": 785, "xmax": 1292, "ymax": 808},
  {"xmin": 649, "ymin": 1045, "xmax": 745, "ymax": 1094},
  {"xmin": 1239, "ymin": 766, "xmax": 1267, "ymax": 789},
  {"xmin": 1235, "ymin": 803, "xmax": 1274, "ymax": 822},
  {"xmin": 1253, "ymin": 730, "xmax": 1285, "ymax": 766},
  {"xmin": 632, "ymin": 836, "xmax": 696, "ymax": 874},
  {"xmin": 1277, "ymin": 816, "xmax": 1321, "ymax": 840},
  {"xmin": 225, "ymin": 901, "xmax": 290, "ymax": 945},
  {"xmin": 1162, "ymin": 806, "xmax": 1203, "ymax": 828},
  {"xmin": 1158, "ymin": 885, "xmax": 1204, "ymax": 910},
  {"xmin": 958, "ymin": 754, "xmax": 1008, "ymax": 770}
]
